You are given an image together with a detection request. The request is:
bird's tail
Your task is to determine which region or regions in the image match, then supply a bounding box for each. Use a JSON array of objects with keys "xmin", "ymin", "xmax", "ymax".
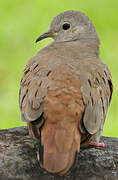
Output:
[{"xmin": 39, "ymin": 120, "xmax": 81, "ymax": 174}]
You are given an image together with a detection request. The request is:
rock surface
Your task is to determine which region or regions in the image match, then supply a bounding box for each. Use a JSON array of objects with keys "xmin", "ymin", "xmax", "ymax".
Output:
[{"xmin": 0, "ymin": 126, "xmax": 118, "ymax": 180}]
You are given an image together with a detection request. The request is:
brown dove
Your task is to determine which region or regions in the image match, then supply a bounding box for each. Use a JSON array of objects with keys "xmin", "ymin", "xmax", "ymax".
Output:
[{"xmin": 19, "ymin": 10, "xmax": 113, "ymax": 174}]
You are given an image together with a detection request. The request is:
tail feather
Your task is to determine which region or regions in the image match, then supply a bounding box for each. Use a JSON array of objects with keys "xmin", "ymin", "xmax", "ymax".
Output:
[{"xmin": 40, "ymin": 122, "xmax": 81, "ymax": 174}]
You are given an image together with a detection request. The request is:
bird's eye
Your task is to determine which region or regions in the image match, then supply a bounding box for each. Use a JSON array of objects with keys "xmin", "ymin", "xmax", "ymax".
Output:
[{"xmin": 62, "ymin": 23, "xmax": 70, "ymax": 30}]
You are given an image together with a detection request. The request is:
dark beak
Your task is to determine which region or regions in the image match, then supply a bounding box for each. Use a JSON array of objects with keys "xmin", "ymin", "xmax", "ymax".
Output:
[{"xmin": 35, "ymin": 30, "xmax": 53, "ymax": 43}]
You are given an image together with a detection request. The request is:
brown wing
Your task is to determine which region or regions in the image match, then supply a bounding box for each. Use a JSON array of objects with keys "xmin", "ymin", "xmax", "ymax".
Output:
[
  {"xmin": 79, "ymin": 59, "xmax": 113, "ymax": 136},
  {"xmin": 19, "ymin": 55, "xmax": 54, "ymax": 123}
]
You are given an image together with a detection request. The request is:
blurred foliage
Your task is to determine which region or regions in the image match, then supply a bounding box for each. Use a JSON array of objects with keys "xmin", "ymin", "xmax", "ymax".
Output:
[{"xmin": 0, "ymin": 0, "xmax": 118, "ymax": 137}]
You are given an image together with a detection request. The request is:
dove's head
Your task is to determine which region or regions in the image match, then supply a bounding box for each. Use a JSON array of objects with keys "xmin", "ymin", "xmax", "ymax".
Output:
[{"xmin": 36, "ymin": 10, "xmax": 100, "ymax": 45}]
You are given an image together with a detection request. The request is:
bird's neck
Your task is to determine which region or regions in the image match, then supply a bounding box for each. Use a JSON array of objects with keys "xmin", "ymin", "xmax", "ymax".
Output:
[{"xmin": 53, "ymin": 40, "xmax": 100, "ymax": 58}]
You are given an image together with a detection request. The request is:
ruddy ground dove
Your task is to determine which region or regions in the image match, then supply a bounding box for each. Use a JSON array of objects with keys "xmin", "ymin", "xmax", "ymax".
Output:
[{"xmin": 19, "ymin": 10, "xmax": 113, "ymax": 174}]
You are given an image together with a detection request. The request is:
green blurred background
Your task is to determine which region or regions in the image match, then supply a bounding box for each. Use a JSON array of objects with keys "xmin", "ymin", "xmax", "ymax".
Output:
[{"xmin": 0, "ymin": 0, "xmax": 118, "ymax": 137}]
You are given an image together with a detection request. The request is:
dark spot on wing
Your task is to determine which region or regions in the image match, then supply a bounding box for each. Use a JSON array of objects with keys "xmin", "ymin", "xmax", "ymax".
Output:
[
  {"xmin": 96, "ymin": 77, "xmax": 99, "ymax": 83},
  {"xmin": 102, "ymin": 77, "xmax": 106, "ymax": 84},
  {"xmin": 47, "ymin": 70, "xmax": 52, "ymax": 76},
  {"xmin": 108, "ymin": 79, "xmax": 113, "ymax": 104},
  {"xmin": 88, "ymin": 79, "xmax": 92, "ymax": 87}
]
